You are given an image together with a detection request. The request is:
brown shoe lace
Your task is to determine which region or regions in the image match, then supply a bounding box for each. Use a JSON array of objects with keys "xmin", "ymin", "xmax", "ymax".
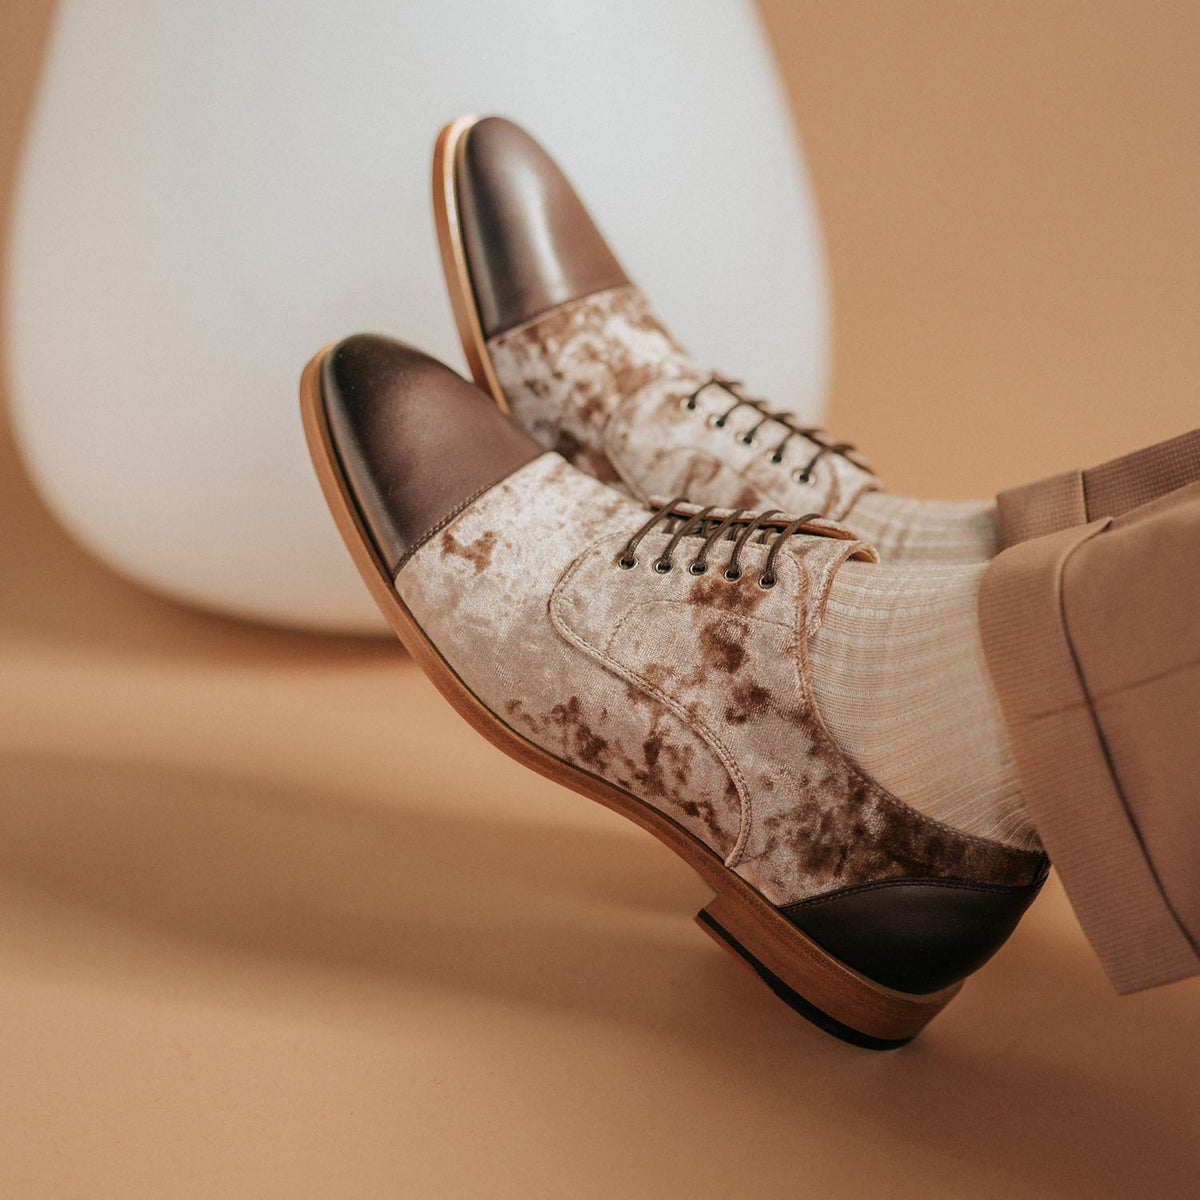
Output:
[
  {"xmin": 679, "ymin": 376, "xmax": 863, "ymax": 483},
  {"xmin": 616, "ymin": 498, "xmax": 831, "ymax": 589}
]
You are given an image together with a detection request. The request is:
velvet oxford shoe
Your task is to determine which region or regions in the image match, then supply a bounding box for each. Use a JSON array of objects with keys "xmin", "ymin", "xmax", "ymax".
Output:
[
  {"xmin": 433, "ymin": 115, "xmax": 1200, "ymax": 565},
  {"xmin": 301, "ymin": 333, "xmax": 1048, "ymax": 1047}
]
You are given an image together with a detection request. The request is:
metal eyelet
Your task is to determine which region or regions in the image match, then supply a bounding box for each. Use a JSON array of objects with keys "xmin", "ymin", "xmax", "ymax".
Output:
[
  {"xmin": 617, "ymin": 556, "xmax": 638, "ymax": 570},
  {"xmin": 723, "ymin": 567, "xmax": 743, "ymax": 582},
  {"xmin": 688, "ymin": 562, "xmax": 708, "ymax": 576},
  {"xmin": 758, "ymin": 573, "xmax": 777, "ymax": 590},
  {"xmin": 652, "ymin": 558, "xmax": 673, "ymax": 574}
]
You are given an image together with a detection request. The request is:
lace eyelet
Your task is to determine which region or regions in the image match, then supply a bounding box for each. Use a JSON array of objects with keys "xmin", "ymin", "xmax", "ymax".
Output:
[
  {"xmin": 617, "ymin": 556, "xmax": 638, "ymax": 570},
  {"xmin": 688, "ymin": 562, "xmax": 708, "ymax": 576},
  {"xmin": 794, "ymin": 470, "xmax": 812, "ymax": 485},
  {"xmin": 758, "ymin": 573, "xmax": 777, "ymax": 590},
  {"xmin": 679, "ymin": 395, "xmax": 699, "ymax": 411},
  {"xmin": 652, "ymin": 558, "xmax": 673, "ymax": 574},
  {"xmin": 769, "ymin": 451, "xmax": 784, "ymax": 464},
  {"xmin": 739, "ymin": 432, "xmax": 756, "ymax": 446},
  {"xmin": 707, "ymin": 415, "xmax": 727, "ymax": 429},
  {"xmin": 723, "ymin": 567, "xmax": 743, "ymax": 582}
]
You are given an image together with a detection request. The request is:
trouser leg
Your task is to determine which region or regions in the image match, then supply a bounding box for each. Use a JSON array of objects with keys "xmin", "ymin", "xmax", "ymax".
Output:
[{"xmin": 980, "ymin": 483, "xmax": 1200, "ymax": 992}]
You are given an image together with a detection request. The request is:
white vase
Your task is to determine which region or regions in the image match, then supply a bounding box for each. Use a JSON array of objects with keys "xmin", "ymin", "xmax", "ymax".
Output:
[{"xmin": 6, "ymin": 0, "xmax": 828, "ymax": 633}]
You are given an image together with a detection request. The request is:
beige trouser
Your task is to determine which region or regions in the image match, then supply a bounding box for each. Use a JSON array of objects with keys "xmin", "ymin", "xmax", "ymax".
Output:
[{"xmin": 981, "ymin": 477, "xmax": 1200, "ymax": 993}]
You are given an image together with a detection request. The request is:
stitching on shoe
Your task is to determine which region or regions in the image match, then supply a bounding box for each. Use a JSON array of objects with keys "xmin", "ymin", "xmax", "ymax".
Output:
[
  {"xmin": 600, "ymin": 592, "xmax": 797, "ymax": 657},
  {"xmin": 490, "ymin": 287, "xmax": 652, "ymax": 496},
  {"xmin": 553, "ymin": 528, "xmax": 1046, "ymax": 891},
  {"xmin": 395, "ymin": 465, "xmax": 544, "ymax": 576},
  {"xmin": 489, "ymin": 286, "xmax": 881, "ymax": 523},
  {"xmin": 549, "ymin": 536, "xmax": 755, "ymax": 868},
  {"xmin": 779, "ymin": 873, "xmax": 1049, "ymax": 917},
  {"xmin": 788, "ymin": 588, "xmax": 1042, "ymax": 862},
  {"xmin": 552, "ymin": 537, "xmax": 861, "ymax": 873},
  {"xmin": 484, "ymin": 283, "xmax": 641, "ymax": 344}
]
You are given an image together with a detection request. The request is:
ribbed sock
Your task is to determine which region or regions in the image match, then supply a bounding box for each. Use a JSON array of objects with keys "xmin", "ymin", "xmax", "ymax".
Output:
[
  {"xmin": 843, "ymin": 491, "xmax": 999, "ymax": 563},
  {"xmin": 806, "ymin": 558, "xmax": 1040, "ymax": 850}
]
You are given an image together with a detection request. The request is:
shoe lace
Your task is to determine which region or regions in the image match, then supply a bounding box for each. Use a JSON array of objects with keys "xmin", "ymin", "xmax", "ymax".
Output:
[
  {"xmin": 678, "ymin": 375, "xmax": 862, "ymax": 483},
  {"xmin": 616, "ymin": 498, "xmax": 835, "ymax": 589}
]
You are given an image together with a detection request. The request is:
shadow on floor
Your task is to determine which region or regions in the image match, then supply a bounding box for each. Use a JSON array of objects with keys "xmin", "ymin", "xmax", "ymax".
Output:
[{"xmin": 1, "ymin": 749, "xmax": 1196, "ymax": 1197}]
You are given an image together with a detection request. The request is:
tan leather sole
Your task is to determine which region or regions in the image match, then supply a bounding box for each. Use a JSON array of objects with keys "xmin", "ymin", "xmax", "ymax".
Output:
[
  {"xmin": 432, "ymin": 114, "xmax": 510, "ymax": 411},
  {"xmin": 299, "ymin": 345, "xmax": 963, "ymax": 1047}
]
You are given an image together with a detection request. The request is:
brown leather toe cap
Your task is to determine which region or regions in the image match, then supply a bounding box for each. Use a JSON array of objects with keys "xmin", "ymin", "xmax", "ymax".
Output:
[
  {"xmin": 321, "ymin": 335, "xmax": 543, "ymax": 573},
  {"xmin": 456, "ymin": 116, "xmax": 630, "ymax": 338}
]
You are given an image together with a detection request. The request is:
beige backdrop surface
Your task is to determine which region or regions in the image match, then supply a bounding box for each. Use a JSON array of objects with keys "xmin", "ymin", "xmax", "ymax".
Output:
[
  {"xmin": 3, "ymin": 4, "xmax": 1198, "ymax": 1198},
  {"xmin": 758, "ymin": 0, "xmax": 1200, "ymax": 498}
]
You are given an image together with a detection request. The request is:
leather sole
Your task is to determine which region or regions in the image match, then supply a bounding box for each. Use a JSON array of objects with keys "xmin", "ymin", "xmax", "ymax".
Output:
[
  {"xmin": 432, "ymin": 114, "xmax": 510, "ymax": 411},
  {"xmin": 300, "ymin": 345, "xmax": 963, "ymax": 1047}
]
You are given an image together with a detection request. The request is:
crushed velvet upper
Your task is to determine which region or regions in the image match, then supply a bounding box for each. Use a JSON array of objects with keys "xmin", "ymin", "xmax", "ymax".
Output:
[
  {"xmin": 486, "ymin": 285, "xmax": 1000, "ymax": 563},
  {"xmin": 396, "ymin": 453, "xmax": 1046, "ymax": 908},
  {"xmin": 487, "ymin": 285, "xmax": 879, "ymax": 513}
]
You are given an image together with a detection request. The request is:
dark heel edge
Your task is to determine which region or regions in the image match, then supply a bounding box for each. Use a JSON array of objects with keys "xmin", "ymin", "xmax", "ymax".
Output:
[{"xmin": 694, "ymin": 909, "xmax": 913, "ymax": 1051}]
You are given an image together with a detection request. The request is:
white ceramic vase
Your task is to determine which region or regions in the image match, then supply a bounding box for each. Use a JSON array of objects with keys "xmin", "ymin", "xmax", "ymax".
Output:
[{"xmin": 7, "ymin": 0, "xmax": 828, "ymax": 633}]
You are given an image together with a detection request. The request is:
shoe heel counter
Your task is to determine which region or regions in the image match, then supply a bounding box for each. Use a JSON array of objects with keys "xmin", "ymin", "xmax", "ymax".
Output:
[{"xmin": 781, "ymin": 871, "xmax": 1048, "ymax": 995}]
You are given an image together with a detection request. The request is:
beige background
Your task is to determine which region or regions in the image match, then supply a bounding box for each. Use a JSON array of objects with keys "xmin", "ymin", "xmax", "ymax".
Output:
[{"xmin": 3, "ymin": 4, "xmax": 1198, "ymax": 1197}]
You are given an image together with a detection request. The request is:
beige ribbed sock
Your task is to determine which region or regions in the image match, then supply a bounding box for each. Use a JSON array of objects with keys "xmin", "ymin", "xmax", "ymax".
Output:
[
  {"xmin": 806, "ymin": 558, "xmax": 1041, "ymax": 850},
  {"xmin": 842, "ymin": 491, "xmax": 1000, "ymax": 563}
]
